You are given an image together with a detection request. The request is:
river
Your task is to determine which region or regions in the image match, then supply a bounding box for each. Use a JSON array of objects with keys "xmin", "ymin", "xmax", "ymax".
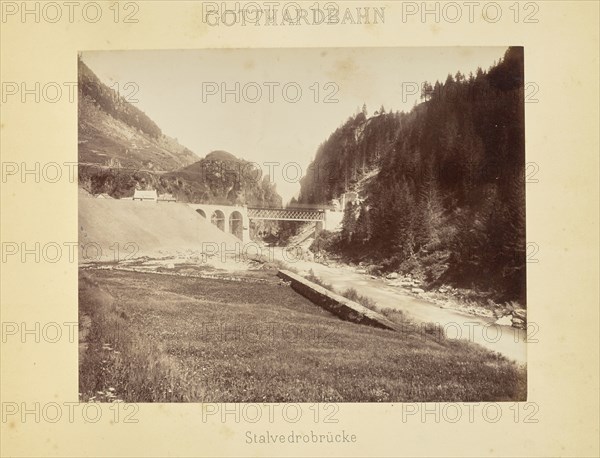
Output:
[{"xmin": 277, "ymin": 254, "xmax": 527, "ymax": 365}]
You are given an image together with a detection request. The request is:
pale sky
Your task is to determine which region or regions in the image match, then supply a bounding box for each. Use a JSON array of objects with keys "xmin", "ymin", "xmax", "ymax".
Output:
[{"xmin": 81, "ymin": 47, "xmax": 508, "ymax": 203}]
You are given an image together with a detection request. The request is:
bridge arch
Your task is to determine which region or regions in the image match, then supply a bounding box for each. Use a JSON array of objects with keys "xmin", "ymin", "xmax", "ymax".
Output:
[
  {"xmin": 187, "ymin": 203, "xmax": 251, "ymax": 242},
  {"xmin": 211, "ymin": 210, "xmax": 225, "ymax": 231},
  {"xmin": 229, "ymin": 211, "xmax": 243, "ymax": 240}
]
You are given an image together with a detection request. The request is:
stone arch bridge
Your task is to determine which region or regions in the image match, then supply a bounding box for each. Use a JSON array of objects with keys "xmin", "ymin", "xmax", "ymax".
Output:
[{"xmin": 187, "ymin": 204, "xmax": 340, "ymax": 242}]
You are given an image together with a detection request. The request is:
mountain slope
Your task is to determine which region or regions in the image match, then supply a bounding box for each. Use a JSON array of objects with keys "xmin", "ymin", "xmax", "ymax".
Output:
[
  {"xmin": 79, "ymin": 150, "xmax": 283, "ymax": 209},
  {"xmin": 164, "ymin": 152, "xmax": 283, "ymax": 206},
  {"xmin": 77, "ymin": 59, "xmax": 284, "ymax": 211},
  {"xmin": 300, "ymin": 47, "xmax": 526, "ymax": 303},
  {"xmin": 78, "ymin": 57, "xmax": 198, "ymax": 171}
]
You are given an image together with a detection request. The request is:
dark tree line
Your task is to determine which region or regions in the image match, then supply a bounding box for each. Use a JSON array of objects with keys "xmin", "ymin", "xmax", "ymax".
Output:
[
  {"xmin": 80, "ymin": 155, "xmax": 283, "ymax": 209},
  {"xmin": 301, "ymin": 48, "xmax": 526, "ymax": 303}
]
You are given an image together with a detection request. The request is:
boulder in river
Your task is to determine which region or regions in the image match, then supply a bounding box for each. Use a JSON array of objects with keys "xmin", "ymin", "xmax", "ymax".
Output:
[
  {"xmin": 512, "ymin": 308, "xmax": 527, "ymax": 320},
  {"xmin": 511, "ymin": 317, "xmax": 526, "ymax": 329}
]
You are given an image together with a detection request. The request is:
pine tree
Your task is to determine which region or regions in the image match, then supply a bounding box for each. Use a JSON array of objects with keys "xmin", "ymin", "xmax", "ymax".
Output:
[
  {"xmin": 417, "ymin": 171, "xmax": 445, "ymax": 251},
  {"xmin": 341, "ymin": 202, "xmax": 358, "ymax": 244},
  {"xmin": 355, "ymin": 203, "xmax": 372, "ymax": 244},
  {"xmin": 421, "ymin": 82, "xmax": 434, "ymax": 101}
]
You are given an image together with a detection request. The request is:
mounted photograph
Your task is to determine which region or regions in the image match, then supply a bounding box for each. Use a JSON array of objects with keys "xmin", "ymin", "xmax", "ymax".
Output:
[{"xmin": 78, "ymin": 47, "xmax": 527, "ymax": 403}]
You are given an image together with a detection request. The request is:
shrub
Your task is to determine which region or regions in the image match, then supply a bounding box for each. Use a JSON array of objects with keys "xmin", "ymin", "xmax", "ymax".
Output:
[
  {"xmin": 365, "ymin": 264, "xmax": 382, "ymax": 275},
  {"xmin": 341, "ymin": 288, "xmax": 377, "ymax": 310},
  {"xmin": 304, "ymin": 269, "xmax": 333, "ymax": 290},
  {"xmin": 309, "ymin": 230, "xmax": 341, "ymax": 253}
]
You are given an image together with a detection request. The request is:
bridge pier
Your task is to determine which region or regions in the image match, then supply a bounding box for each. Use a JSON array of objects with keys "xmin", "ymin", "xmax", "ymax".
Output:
[
  {"xmin": 188, "ymin": 203, "xmax": 250, "ymax": 243},
  {"xmin": 315, "ymin": 220, "xmax": 323, "ymax": 238}
]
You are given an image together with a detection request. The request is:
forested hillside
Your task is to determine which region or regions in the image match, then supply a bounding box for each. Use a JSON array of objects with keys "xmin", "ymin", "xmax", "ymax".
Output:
[
  {"xmin": 300, "ymin": 47, "xmax": 526, "ymax": 303},
  {"xmin": 164, "ymin": 152, "xmax": 283, "ymax": 207},
  {"xmin": 79, "ymin": 150, "xmax": 282, "ymax": 207}
]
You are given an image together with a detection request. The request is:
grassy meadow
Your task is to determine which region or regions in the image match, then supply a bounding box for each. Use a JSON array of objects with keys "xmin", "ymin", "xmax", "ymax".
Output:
[{"xmin": 79, "ymin": 268, "xmax": 526, "ymax": 402}]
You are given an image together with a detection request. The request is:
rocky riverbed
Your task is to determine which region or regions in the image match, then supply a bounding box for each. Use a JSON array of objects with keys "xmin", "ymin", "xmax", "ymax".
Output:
[{"xmin": 364, "ymin": 270, "xmax": 527, "ymax": 330}]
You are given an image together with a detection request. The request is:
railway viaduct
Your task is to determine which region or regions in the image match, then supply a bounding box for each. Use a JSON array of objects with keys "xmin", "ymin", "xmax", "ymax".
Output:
[{"xmin": 187, "ymin": 204, "xmax": 341, "ymax": 242}]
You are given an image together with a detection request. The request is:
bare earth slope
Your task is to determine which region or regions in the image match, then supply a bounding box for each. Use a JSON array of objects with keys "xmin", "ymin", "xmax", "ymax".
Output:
[{"xmin": 79, "ymin": 194, "xmax": 240, "ymax": 262}]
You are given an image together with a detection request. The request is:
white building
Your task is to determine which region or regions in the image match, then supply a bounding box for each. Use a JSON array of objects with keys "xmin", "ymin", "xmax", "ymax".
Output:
[
  {"xmin": 158, "ymin": 193, "xmax": 176, "ymax": 202},
  {"xmin": 133, "ymin": 189, "xmax": 158, "ymax": 202},
  {"xmin": 340, "ymin": 191, "xmax": 359, "ymax": 209}
]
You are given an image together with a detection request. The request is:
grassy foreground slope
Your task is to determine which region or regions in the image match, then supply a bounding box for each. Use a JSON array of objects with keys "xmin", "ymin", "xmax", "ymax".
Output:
[{"xmin": 79, "ymin": 269, "xmax": 526, "ymax": 402}]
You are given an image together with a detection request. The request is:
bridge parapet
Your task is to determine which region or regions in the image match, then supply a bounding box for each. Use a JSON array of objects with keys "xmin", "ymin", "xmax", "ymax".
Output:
[{"xmin": 247, "ymin": 207, "xmax": 325, "ymax": 221}]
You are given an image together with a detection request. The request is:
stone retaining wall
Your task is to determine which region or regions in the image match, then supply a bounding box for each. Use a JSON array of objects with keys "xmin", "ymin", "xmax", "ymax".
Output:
[{"xmin": 277, "ymin": 270, "xmax": 399, "ymax": 332}]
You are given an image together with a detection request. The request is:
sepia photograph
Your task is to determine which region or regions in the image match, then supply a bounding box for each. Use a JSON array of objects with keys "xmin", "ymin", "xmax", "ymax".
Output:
[
  {"xmin": 2, "ymin": 1, "xmax": 599, "ymax": 456},
  {"xmin": 78, "ymin": 47, "xmax": 527, "ymax": 403}
]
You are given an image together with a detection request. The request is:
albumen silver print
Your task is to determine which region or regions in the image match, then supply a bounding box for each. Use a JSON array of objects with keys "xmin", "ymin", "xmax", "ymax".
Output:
[{"xmin": 78, "ymin": 47, "xmax": 527, "ymax": 403}]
